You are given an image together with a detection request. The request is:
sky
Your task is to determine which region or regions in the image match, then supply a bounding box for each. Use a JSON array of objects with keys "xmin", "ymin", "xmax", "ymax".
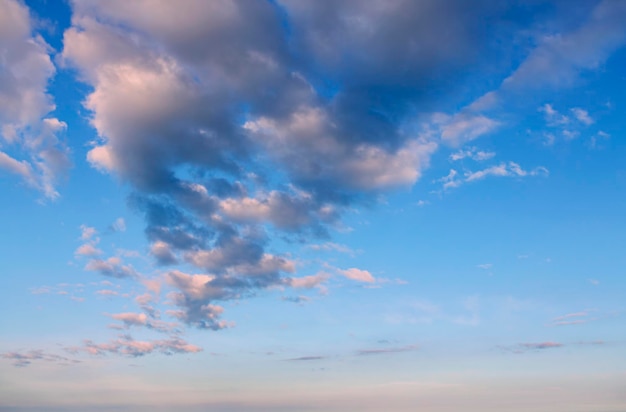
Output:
[{"xmin": 1, "ymin": 0, "xmax": 625, "ymax": 411}]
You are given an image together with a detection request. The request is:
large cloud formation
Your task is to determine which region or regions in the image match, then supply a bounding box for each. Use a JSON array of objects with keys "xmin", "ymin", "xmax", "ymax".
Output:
[
  {"xmin": 58, "ymin": 0, "xmax": 626, "ymax": 331},
  {"xmin": 0, "ymin": 0, "xmax": 70, "ymax": 199}
]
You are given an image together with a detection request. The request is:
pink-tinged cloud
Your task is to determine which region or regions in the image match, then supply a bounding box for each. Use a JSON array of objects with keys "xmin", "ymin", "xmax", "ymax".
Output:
[
  {"xmin": 85, "ymin": 256, "xmax": 137, "ymax": 278},
  {"xmin": 109, "ymin": 312, "xmax": 148, "ymax": 327},
  {"xmin": 338, "ymin": 268, "xmax": 376, "ymax": 283},
  {"xmin": 289, "ymin": 272, "xmax": 329, "ymax": 289},
  {"xmin": 75, "ymin": 243, "xmax": 103, "ymax": 257},
  {"xmin": 68, "ymin": 335, "xmax": 202, "ymax": 357}
]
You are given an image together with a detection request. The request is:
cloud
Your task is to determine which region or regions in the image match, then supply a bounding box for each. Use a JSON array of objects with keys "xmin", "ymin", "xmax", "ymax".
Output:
[
  {"xmin": 1, "ymin": 349, "xmax": 78, "ymax": 368},
  {"xmin": 477, "ymin": 263, "xmax": 493, "ymax": 270},
  {"xmin": 449, "ymin": 147, "xmax": 495, "ymax": 162},
  {"xmin": 110, "ymin": 217, "xmax": 126, "ymax": 232},
  {"xmin": 519, "ymin": 342, "xmax": 563, "ymax": 350},
  {"xmin": 285, "ymin": 356, "xmax": 326, "ymax": 362},
  {"xmin": 56, "ymin": 0, "xmax": 619, "ymax": 337},
  {"xmin": 150, "ymin": 240, "xmax": 178, "ymax": 265},
  {"xmin": 571, "ymin": 108, "xmax": 594, "ymax": 126},
  {"xmin": 281, "ymin": 295, "xmax": 311, "ymax": 304},
  {"xmin": 499, "ymin": 341, "xmax": 565, "ymax": 354},
  {"xmin": 75, "ymin": 243, "xmax": 103, "ymax": 257},
  {"xmin": 0, "ymin": 0, "xmax": 71, "ymax": 199},
  {"xmin": 431, "ymin": 113, "xmax": 499, "ymax": 147},
  {"xmin": 501, "ymin": 1, "xmax": 626, "ymax": 90},
  {"xmin": 95, "ymin": 289, "xmax": 118, "ymax": 296},
  {"xmin": 439, "ymin": 162, "xmax": 549, "ymax": 190},
  {"xmin": 549, "ymin": 311, "xmax": 598, "ymax": 327},
  {"xmin": 338, "ymin": 268, "xmax": 376, "ymax": 283},
  {"xmin": 308, "ymin": 242, "xmax": 355, "ymax": 255},
  {"xmin": 68, "ymin": 335, "xmax": 202, "ymax": 357},
  {"xmin": 110, "ymin": 312, "xmax": 147, "ymax": 327},
  {"xmin": 80, "ymin": 225, "xmax": 97, "ymax": 240},
  {"xmin": 85, "ymin": 256, "xmax": 137, "ymax": 278},
  {"xmin": 356, "ymin": 344, "xmax": 418, "ymax": 356},
  {"xmin": 289, "ymin": 272, "xmax": 329, "ymax": 289}
]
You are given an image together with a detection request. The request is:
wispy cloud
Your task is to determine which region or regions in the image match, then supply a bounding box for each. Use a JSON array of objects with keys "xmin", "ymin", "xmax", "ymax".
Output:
[
  {"xmin": 356, "ymin": 344, "xmax": 418, "ymax": 356},
  {"xmin": 1, "ymin": 350, "xmax": 80, "ymax": 368}
]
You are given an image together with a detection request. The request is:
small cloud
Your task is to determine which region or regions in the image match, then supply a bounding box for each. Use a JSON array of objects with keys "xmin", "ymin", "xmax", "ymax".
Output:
[
  {"xmin": 338, "ymin": 267, "xmax": 376, "ymax": 283},
  {"xmin": 285, "ymin": 356, "xmax": 326, "ymax": 361},
  {"xmin": 1, "ymin": 350, "xmax": 78, "ymax": 368},
  {"xmin": 79, "ymin": 225, "xmax": 97, "ymax": 241},
  {"xmin": 96, "ymin": 289, "xmax": 119, "ymax": 297},
  {"xmin": 75, "ymin": 243, "xmax": 103, "ymax": 257},
  {"xmin": 588, "ymin": 278, "xmax": 600, "ymax": 286},
  {"xmin": 499, "ymin": 341, "xmax": 564, "ymax": 354},
  {"xmin": 308, "ymin": 242, "xmax": 355, "ymax": 255},
  {"xmin": 289, "ymin": 272, "xmax": 329, "ymax": 289},
  {"xmin": 281, "ymin": 295, "xmax": 311, "ymax": 304},
  {"xmin": 356, "ymin": 344, "xmax": 418, "ymax": 356},
  {"xmin": 539, "ymin": 104, "xmax": 569, "ymax": 126},
  {"xmin": 415, "ymin": 200, "xmax": 429, "ymax": 207},
  {"xmin": 111, "ymin": 217, "xmax": 126, "ymax": 232},
  {"xmin": 477, "ymin": 263, "xmax": 492, "ymax": 270},
  {"xmin": 449, "ymin": 147, "xmax": 496, "ymax": 162},
  {"xmin": 30, "ymin": 286, "xmax": 52, "ymax": 295},
  {"xmin": 85, "ymin": 257, "xmax": 137, "ymax": 279},
  {"xmin": 571, "ymin": 108, "xmax": 594, "ymax": 126},
  {"xmin": 549, "ymin": 310, "xmax": 599, "ymax": 327},
  {"xmin": 520, "ymin": 342, "xmax": 563, "ymax": 350}
]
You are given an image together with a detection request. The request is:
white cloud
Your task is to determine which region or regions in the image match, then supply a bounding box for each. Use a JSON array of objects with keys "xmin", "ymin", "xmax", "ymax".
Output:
[
  {"xmin": 111, "ymin": 217, "xmax": 126, "ymax": 232},
  {"xmin": 449, "ymin": 147, "xmax": 496, "ymax": 162},
  {"xmin": 0, "ymin": 0, "xmax": 70, "ymax": 199},
  {"xmin": 571, "ymin": 108, "xmax": 594, "ymax": 125}
]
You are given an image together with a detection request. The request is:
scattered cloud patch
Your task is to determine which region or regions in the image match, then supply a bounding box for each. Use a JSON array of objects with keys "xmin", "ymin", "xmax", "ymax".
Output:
[
  {"xmin": 1, "ymin": 349, "xmax": 79, "ymax": 368},
  {"xmin": 449, "ymin": 147, "xmax": 495, "ymax": 162}
]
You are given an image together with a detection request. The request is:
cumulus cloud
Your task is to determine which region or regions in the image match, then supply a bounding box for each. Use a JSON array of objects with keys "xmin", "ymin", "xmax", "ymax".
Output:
[
  {"xmin": 54, "ymin": 0, "xmax": 622, "ymax": 335},
  {"xmin": 150, "ymin": 240, "xmax": 178, "ymax": 265},
  {"xmin": 0, "ymin": 0, "xmax": 70, "ymax": 199}
]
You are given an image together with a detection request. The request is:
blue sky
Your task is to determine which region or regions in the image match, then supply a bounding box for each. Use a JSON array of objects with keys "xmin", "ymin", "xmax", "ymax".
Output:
[{"xmin": 1, "ymin": 0, "xmax": 625, "ymax": 411}]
